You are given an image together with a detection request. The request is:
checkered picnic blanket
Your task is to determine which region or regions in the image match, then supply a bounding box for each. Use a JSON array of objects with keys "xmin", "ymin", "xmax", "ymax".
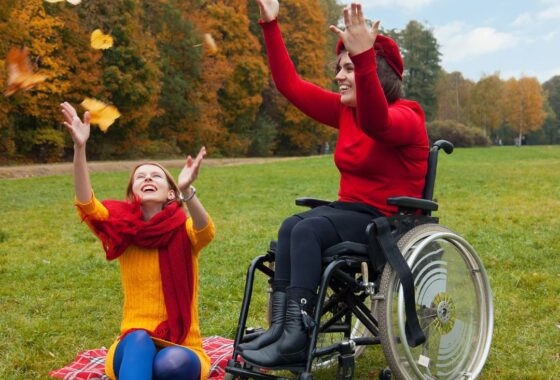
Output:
[{"xmin": 49, "ymin": 336, "xmax": 234, "ymax": 380}]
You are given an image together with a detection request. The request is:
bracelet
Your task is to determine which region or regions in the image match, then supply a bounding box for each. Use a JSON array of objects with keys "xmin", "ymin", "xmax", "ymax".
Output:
[{"xmin": 179, "ymin": 186, "xmax": 196, "ymax": 203}]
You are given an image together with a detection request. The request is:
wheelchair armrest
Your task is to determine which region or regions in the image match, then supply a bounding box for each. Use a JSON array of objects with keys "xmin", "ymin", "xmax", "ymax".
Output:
[
  {"xmin": 295, "ymin": 197, "xmax": 332, "ymax": 208},
  {"xmin": 387, "ymin": 196, "xmax": 438, "ymax": 212}
]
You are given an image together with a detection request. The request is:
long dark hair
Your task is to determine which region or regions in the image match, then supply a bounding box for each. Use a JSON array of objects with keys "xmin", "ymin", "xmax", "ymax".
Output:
[{"xmin": 376, "ymin": 55, "xmax": 404, "ymax": 103}]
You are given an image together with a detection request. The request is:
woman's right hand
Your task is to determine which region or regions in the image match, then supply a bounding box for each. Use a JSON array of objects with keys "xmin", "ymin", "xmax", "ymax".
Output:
[
  {"xmin": 255, "ymin": 0, "xmax": 279, "ymax": 23},
  {"xmin": 60, "ymin": 102, "xmax": 90, "ymax": 148}
]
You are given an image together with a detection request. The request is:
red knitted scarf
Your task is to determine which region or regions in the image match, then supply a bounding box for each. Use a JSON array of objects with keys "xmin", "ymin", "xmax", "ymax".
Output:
[{"xmin": 86, "ymin": 200, "xmax": 193, "ymax": 344}]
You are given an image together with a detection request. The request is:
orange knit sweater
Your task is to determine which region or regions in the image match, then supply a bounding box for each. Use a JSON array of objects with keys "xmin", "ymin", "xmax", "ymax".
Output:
[{"xmin": 76, "ymin": 195, "xmax": 215, "ymax": 380}]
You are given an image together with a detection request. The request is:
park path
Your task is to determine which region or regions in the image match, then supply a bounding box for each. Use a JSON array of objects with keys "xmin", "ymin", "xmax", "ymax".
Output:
[{"xmin": 0, "ymin": 157, "xmax": 301, "ymax": 179}]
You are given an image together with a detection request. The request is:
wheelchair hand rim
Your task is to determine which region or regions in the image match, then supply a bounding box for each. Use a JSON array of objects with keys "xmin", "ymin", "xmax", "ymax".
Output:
[{"xmin": 395, "ymin": 231, "xmax": 494, "ymax": 379}]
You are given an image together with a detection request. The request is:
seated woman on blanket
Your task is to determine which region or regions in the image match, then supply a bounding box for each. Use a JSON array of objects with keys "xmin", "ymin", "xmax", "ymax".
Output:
[
  {"xmin": 61, "ymin": 101, "xmax": 215, "ymax": 380},
  {"xmin": 238, "ymin": 1, "xmax": 428, "ymax": 369}
]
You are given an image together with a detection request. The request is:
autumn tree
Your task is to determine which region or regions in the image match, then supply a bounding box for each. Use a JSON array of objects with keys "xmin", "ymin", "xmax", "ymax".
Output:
[
  {"xmin": 435, "ymin": 71, "xmax": 473, "ymax": 124},
  {"xmin": 203, "ymin": 0, "xmax": 269, "ymax": 155},
  {"xmin": 468, "ymin": 73, "xmax": 504, "ymax": 136},
  {"xmin": 503, "ymin": 77, "xmax": 545, "ymax": 144},
  {"xmin": 140, "ymin": 0, "xmax": 202, "ymax": 156},
  {"xmin": 75, "ymin": 0, "xmax": 162, "ymax": 158},
  {"xmin": 262, "ymin": 0, "xmax": 333, "ymax": 155},
  {"xmin": 2, "ymin": 0, "xmax": 70, "ymax": 162}
]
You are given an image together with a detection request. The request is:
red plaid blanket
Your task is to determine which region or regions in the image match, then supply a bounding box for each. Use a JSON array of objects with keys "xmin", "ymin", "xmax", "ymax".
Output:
[{"xmin": 49, "ymin": 336, "xmax": 234, "ymax": 380}]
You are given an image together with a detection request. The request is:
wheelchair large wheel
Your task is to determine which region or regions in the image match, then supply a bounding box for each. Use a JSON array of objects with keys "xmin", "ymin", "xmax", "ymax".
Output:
[{"xmin": 377, "ymin": 224, "xmax": 493, "ymax": 379}]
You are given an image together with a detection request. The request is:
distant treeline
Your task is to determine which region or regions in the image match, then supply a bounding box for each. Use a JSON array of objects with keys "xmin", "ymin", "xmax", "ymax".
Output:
[{"xmin": 1, "ymin": 0, "xmax": 559, "ymax": 163}]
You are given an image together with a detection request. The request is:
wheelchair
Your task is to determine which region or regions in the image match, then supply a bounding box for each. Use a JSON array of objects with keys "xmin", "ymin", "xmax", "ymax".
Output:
[{"xmin": 225, "ymin": 140, "xmax": 494, "ymax": 380}]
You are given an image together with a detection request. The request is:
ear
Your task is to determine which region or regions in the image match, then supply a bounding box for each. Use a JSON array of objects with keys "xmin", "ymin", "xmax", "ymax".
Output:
[{"xmin": 168, "ymin": 190, "xmax": 176, "ymax": 201}]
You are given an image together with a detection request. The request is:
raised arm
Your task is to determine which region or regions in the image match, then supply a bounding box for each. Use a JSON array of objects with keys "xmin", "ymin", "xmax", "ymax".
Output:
[
  {"xmin": 330, "ymin": 4, "xmax": 424, "ymax": 145},
  {"xmin": 177, "ymin": 147, "xmax": 209, "ymax": 230},
  {"xmin": 61, "ymin": 102, "xmax": 93, "ymax": 203},
  {"xmin": 256, "ymin": 0, "xmax": 341, "ymax": 127}
]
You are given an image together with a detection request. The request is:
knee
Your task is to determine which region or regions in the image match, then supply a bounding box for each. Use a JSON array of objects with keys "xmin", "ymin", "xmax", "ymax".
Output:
[
  {"xmin": 291, "ymin": 218, "xmax": 320, "ymax": 240},
  {"xmin": 278, "ymin": 216, "xmax": 301, "ymax": 239},
  {"xmin": 124, "ymin": 330, "xmax": 153, "ymax": 346},
  {"xmin": 153, "ymin": 347, "xmax": 200, "ymax": 380}
]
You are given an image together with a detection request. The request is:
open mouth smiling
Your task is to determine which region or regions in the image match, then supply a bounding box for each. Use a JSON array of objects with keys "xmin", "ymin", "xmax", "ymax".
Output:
[{"xmin": 141, "ymin": 184, "xmax": 157, "ymax": 192}]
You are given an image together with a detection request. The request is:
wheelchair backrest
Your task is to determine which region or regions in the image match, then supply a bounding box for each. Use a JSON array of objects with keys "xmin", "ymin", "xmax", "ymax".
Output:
[{"xmin": 422, "ymin": 140, "xmax": 454, "ymax": 201}]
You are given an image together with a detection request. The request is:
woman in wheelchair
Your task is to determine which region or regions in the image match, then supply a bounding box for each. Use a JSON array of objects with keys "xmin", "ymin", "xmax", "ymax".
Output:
[
  {"xmin": 239, "ymin": 0, "xmax": 429, "ymax": 369},
  {"xmin": 61, "ymin": 102, "xmax": 215, "ymax": 380}
]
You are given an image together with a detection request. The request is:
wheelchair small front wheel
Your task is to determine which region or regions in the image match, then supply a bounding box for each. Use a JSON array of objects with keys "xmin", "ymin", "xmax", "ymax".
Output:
[{"xmin": 378, "ymin": 224, "xmax": 493, "ymax": 379}]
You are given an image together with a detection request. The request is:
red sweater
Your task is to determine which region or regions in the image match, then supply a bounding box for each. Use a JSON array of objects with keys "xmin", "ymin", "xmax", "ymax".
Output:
[{"xmin": 262, "ymin": 20, "xmax": 429, "ymax": 215}]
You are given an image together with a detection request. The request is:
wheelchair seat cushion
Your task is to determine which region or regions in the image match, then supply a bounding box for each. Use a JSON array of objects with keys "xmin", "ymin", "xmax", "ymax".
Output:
[
  {"xmin": 323, "ymin": 241, "xmax": 368, "ymax": 257},
  {"xmin": 294, "ymin": 201, "xmax": 383, "ymax": 242}
]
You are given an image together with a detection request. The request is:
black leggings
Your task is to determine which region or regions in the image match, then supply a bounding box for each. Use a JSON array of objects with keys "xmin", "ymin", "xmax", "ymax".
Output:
[{"xmin": 274, "ymin": 216, "xmax": 346, "ymax": 291}]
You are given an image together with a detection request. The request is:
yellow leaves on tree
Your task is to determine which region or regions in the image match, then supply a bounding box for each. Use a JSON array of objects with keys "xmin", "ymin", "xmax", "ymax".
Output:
[
  {"xmin": 8, "ymin": 0, "xmax": 67, "ymax": 120},
  {"xmin": 274, "ymin": 0, "xmax": 333, "ymax": 153},
  {"xmin": 469, "ymin": 74, "xmax": 504, "ymax": 135},
  {"xmin": 503, "ymin": 77, "xmax": 545, "ymax": 141},
  {"xmin": 196, "ymin": 0, "xmax": 269, "ymax": 155},
  {"xmin": 435, "ymin": 71, "xmax": 474, "ymax": 125}
]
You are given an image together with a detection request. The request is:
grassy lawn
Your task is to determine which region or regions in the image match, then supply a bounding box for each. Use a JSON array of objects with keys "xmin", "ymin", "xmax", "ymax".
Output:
[{"xmin": 1, "ymin": 145, "xmax": 559, "ymax": 379}]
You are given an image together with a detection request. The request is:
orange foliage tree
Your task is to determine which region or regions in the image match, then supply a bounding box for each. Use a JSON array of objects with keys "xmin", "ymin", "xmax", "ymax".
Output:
[
  {"xmin": 74, "ymin": 0, "xmax": 162, "ymax": 159},
  {"xmin": 503, "ymin": 77, "xmax": 546, "ymax": 144},
  {"xmin": 468, "ymin": 74, "xmax": 504, "ymax": 136},
  {"xmin": 267, "ymin": 0, "xmax": 334, "ymax": 155},
  {"xmin": 203, "ymin": 0, "xmax": 269, "ymax": 156},
  {"xmin": 435, "ymin": 71, "xmax": 474, "ymax": 125}
]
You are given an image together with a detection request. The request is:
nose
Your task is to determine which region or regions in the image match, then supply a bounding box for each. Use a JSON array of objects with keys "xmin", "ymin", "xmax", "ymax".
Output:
[{"xmin": 335, "ymin": 69, "xmax": 345, "ymax": 82}]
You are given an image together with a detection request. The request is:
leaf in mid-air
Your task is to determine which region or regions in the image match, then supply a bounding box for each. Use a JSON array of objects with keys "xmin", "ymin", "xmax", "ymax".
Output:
[
  {"xmin": 4, "ymin": 47, "xmax": 48, "ymax": 97},
  {"xmin": 90, "ymin": 29, "xmax": 114, "ymax": 50},
  {"xmin": 81, "ymin": 98, "xmax": 121, "ymax": 132}
]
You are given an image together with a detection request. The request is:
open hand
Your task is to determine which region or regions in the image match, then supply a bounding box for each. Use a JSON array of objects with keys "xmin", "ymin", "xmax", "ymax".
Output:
[
  {"xmin": 61, "ymin": 102, "xmax": 90, "ymax": 148},
  {"xmin": 255, "ymin": 0, "xmax": 279, "ymax": 23},
  {"xmin": 178, "ymin": 146, "xmax": 207, "ymax": 192},
  {"xmin": 329, "ymin": 3, "xmax": 379, "ymax": 56}
]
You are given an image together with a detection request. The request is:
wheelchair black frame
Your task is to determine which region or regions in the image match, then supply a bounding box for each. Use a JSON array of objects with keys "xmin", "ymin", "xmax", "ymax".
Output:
[{"xmin": 225, "ymin": 140, "xmax": 454, "ymax": 379}]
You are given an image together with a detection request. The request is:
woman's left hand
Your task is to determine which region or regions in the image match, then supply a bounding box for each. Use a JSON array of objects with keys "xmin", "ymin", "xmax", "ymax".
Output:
[
  {"xmin": 329, "ymin": 3, "xmax": 379, "ymax": 56},
  {"xmin": 178, "ymin": 146, "xmax": 206, "ymax": 192}
]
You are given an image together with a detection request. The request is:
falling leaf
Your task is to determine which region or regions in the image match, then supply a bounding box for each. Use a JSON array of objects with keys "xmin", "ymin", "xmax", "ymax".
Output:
[
  {"xmin": 44, "ymin": 0, "xmax": 82, "ymax": 4},
  {"xmin": 4, "ymin": 47, "xmax": 48, "ymax": 97},
  {"xmin": 204, "ymin": 33, "xmax": 218, "ymax": 56},
  {"xmin": 90, "ymin": 29, "xmax": 114, "ymax": 50},
  {"xmin": 194, "ymin": 33, "xmax": 218, "ymax": 56},
  {"xmin": 81, "ymin": 98, "xmax": 121, "ymax": 132}
]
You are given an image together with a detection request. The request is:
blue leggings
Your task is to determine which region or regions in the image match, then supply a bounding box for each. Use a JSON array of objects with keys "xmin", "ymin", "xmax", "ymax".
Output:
[{"xmin": 113, "ymin": 330, "xmax": 201, "ymax": 380}]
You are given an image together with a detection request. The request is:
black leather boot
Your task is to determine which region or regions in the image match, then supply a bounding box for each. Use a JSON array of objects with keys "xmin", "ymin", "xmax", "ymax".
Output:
[
  {"xmin": 240, "ymin": 287, "xmax": 316, "ymax": 369},
  {"xmin": 238, "ymin": 287, "xmax": 287, "ymax": 352}
]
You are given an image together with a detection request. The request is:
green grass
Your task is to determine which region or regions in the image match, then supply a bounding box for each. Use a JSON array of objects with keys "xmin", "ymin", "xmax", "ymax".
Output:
[{"xmin": 1, "ymin": 146, "xmax": 559, "ymax": 379}]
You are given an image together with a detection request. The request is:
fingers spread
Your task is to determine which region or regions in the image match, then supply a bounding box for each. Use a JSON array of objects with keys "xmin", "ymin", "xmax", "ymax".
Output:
[
  {"xmin": 343, "ymin": 6, "xmax": 351, "ymax": 27},
  {"xmin": 329, "ymin": 25, "xmax": 343, "ymax": 35},
  {"xmin": 356, "ymin": 4, "xmax": 364, "ymax": 24}
]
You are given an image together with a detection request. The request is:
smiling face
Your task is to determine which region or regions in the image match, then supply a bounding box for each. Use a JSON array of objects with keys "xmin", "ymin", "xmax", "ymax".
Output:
[
  {"xmin": 335, "ymin": 51, "xmax": 356, "ymax": 107},
  {"xmin": 128, "ymin": 164, "xmax": 176, "ymax": 206}
]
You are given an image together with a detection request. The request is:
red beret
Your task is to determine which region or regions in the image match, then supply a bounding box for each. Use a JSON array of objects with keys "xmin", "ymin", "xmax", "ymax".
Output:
[{"xmin": 336, "ymin": 35, "xmax": 404, "ymax": 80}]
